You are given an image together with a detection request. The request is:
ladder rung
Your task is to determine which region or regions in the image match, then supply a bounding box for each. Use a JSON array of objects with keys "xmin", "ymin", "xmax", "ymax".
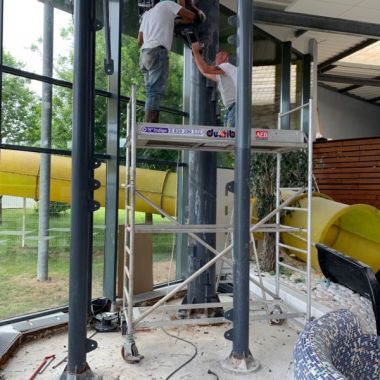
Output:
[
  {"xmin": 280, "ymin": 187, "xmax": 304, "ymax": 191},
  {"xmin": 279, "ymin": 243, "xmax": 308, "ymax": 254},
  {"xmin": 124, "ymin": 265, "xmax": 130, "ymax": 278},
  {"xmin": 283, "ymin": 207, "xmax": 308, "ymax": 212},
  {"xmin": 279, "ymin": 262, "xmax": 306, "ymax": 275},
  {"xmin": 280, "ymin": 226, "xmax": 307, "ymax": 233}
]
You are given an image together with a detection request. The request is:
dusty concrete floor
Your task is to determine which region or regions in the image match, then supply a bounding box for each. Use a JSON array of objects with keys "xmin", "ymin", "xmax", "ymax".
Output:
[{"xmin": 1, "ymin": 317, "xmax": 298, "ymax": 380}]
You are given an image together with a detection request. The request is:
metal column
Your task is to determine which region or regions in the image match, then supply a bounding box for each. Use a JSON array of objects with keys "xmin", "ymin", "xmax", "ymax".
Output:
[
  {"xmin": 280, "ymin": 41, "xmax": 291, "ymax": 130},
  {"xmin": 60, "ymin": 0, "xmax": 100, "ymax": 378},
  {"xmin": 302, "ymin": 54, "xmax": 311, "ymax": 135},
  {"xmin": 224, "ymin": 0, "xmax": 259, "ymax": 372},
  {"xmin": 176, "ymin": 45, "xmax": 191, "ymax": 280},
  {"xmin": 103, "ymin": 0, "xmax": 122, "ymax": 302},
  {"xmin": 37, "ymin": 1, "xmax": 54, "ymax": 281},
  {"xmin": 186, "ymin": 0, "xmax": 219, "ymax": 308}
]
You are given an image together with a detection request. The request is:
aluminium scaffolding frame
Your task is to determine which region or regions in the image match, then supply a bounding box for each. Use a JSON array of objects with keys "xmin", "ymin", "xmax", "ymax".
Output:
[{"xmin": 121, "ymin": 85, "xmax": 314, "ymax": 362}]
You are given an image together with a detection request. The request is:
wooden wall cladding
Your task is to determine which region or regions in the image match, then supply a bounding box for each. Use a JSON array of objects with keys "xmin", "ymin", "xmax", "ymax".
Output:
[{"xmin": 314, "ymin": 138, "xmax": 380, "ymax": 209}]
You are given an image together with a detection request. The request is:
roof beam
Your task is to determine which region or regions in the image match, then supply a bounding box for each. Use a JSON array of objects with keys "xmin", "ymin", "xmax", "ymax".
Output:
[
  {"xmin": 319, "ymin": 74, "xmax": 380, "ymax": 87},
  {"xmin": 318, "ymin": 39, "xmax": 377, "ymax": 73},
  {"xmin": 253, "ymin": 7, "xmax": 380, "ymax": 38}
]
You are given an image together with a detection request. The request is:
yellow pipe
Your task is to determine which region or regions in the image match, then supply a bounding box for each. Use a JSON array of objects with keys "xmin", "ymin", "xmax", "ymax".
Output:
[
  {"xmin": 2, "ymin": 150, "xmax": 379, "ymax": 274},
  {"xmin": 0, "ymin": 150, "xmax": 177, "ymax": 216},
  {"xmin": 282, "ymin": 193, "xmax": 380, "ymax": 274}
]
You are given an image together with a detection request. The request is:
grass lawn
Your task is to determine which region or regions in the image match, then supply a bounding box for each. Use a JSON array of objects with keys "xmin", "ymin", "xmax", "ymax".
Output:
[{"xmin": 0, "ymin": 207, "xmax": 175, "ymax": 320}]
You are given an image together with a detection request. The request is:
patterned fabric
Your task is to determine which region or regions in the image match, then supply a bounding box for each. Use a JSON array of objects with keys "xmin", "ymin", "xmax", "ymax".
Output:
[{"xmin": 294, "ymin": 309, "xmax": 380, "ymax": 380}]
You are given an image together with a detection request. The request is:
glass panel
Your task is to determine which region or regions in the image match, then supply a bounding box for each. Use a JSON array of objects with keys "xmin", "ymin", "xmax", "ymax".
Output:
[
  {"xmin": 1, "ymin": 73, "xmax": 42, "ymax": 146},
  {"xmin": 0, "ymin": 149, "xmax": 107, "ymax": 319},
  {"xmin": 3, "ymin": 0, "xmax": 73, "ymax": 80},
  {"xmin": 0, "ymin": 150, "xmax": 71, "ymax": 319}
]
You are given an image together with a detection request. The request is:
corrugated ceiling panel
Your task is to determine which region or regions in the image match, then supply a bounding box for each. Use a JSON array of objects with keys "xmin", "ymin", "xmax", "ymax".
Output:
[
  {"xmin": 348, "ymin": 86, "xmax": 380, "ymax": 99},
  {"xmin": 327, "ymin": 66, "xmax": 380, "ymax": 78},
  {"xmin": 340, "ymin": 41, "xmax": 380, "ymax": 66},
  {"xmin": 319, "ymin": 82, "xmax": 349, "ymax": 90},
  {"xmin": 302, "ymin": 32, "xmax": 366, "ymax": 64}
]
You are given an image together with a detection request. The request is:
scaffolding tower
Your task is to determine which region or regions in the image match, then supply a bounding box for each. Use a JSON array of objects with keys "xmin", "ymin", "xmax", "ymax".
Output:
[{"xmin": 121, "ymin": 85, "xmax": 314, "ymax": 362}]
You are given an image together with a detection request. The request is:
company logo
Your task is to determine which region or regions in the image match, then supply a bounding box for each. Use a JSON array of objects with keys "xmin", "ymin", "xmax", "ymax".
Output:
[
  {"xmin": 206, "ymin": 129, "xmax": 235, "ymax": 138},
  {"xmin": 255, "ymin": 130, "xmax": 268, "ymax": 140},
  {"xmin": 142, "ymin": 126, "xmax": 168, "ymax": 134}
]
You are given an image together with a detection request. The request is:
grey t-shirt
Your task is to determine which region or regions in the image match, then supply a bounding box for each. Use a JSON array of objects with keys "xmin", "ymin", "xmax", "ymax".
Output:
[{"xmin": 216, "ymin": 62, "xmax": 237, "ymax": 107}]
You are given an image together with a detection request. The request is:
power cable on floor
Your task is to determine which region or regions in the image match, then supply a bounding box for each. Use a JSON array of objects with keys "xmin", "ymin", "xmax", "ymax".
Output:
[
  {"xmin": 207, "ymin": 369, "xmax": 219, "ymax": 380},
  {"xmin": 162, "ymin": 154, "xmax": 198, "ymax": 380},
  {"xmin": 162, "ymin": 328, "xmax": 198, "ymax": 380}
]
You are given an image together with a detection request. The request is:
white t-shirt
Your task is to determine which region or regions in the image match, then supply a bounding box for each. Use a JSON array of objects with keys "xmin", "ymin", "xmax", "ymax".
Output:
[
  {"xmin": 139, "ymin": 2, "xmax": 181, "ymax": 51},
  {"xmin": 216, "ymin": 62, "xmax": 237, "ymax": 107}
]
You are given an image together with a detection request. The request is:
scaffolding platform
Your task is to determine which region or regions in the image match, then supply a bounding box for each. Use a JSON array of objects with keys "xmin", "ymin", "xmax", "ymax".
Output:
[{"xmin": 136, "ymin": 122, "xmax": 307, "ymax": 152}]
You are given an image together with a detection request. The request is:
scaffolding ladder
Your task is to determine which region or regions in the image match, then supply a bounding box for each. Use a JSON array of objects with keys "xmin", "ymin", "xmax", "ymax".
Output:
[
  {"xmin": 122, "ymin": 85, "xmax": 313, "ymax": 362},
  {"xmin": 217, "ymin": 101, "xmax": 314, "ymax": 322}
]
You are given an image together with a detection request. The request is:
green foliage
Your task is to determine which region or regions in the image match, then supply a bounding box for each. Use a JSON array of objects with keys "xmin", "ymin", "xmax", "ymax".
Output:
[
  {"xmin": 250, "ymin": 150, "xmax": 308, "ymax": 219},
  {"xmin": 1, "ymin": 52, "xmax": 41, "ymax": 145},
  {"xmin": 34, "ymin": 201, "xmax": 70, "ymax": 216},
  {"xmin": 250, "ymin": 149, "xmax": 308, "ymax": 271}
]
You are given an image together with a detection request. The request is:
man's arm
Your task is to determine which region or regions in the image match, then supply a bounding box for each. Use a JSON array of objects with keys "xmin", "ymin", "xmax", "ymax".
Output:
[
  {"xmin": 137, "ymin": 31, "xmax": 144, "ymax": 47},
  {"xmin": 191, "ymin": 42, "xmax": 224, "ymax": 82},
  {"xmin": 176, "ymin": 6, "xmax": 196, "ymax": 24}
]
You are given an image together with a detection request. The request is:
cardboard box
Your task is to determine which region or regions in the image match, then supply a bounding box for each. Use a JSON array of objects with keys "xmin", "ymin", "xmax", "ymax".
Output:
[{"xmin": 117, "ymin": 225, "xmax": 153, "ymax": 297}]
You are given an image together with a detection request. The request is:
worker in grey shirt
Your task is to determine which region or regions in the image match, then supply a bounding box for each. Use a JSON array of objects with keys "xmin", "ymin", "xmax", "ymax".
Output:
[
  {"xmin": 191, "ymin": 42, "xmax": 237, "ymax": 128},
  {"xmin": 138, "ymin": 0, "xmax": 195, "ymax": 123}
]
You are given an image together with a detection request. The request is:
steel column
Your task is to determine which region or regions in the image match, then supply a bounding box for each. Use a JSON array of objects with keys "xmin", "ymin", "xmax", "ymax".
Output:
[
  {"xmin": 302, "ymin": 54, "xmax": 311, "ymax": 136},
  {"xmin": 231, "ymin": 0, "xmax": 253, "ymax": 362},
  {"xmin": 176, "ymin": 45, "xmax": 191, "ymax": 280},
  {"xmin": 280, "ymin": 41, "xmax": 291, "ymax": 130},
  {"xmin": 61, "ymin": 0, "xmax": 99, "ymax": 378},
  {"xmin": 37, "ymin": 1, "xmax": 54, "ymax": 281},
  {"xmin": 187, "ymin": 0, "xmax": 219, "ymax": 307},
  {"xmin": 103, "ymin": 0, "xmax": 122, "ymax": 302}
]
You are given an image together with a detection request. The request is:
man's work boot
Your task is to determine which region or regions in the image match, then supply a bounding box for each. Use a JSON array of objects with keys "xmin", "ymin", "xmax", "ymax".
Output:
[{"xmin": 145, "ymin": 110, "xmax": 160, "ymax": 123}]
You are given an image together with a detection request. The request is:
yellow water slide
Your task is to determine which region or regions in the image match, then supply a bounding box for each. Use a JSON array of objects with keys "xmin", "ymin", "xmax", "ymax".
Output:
[
  {"xmin": 1, "ymin": 150, "xmax": 380, "ymax": 274},
  {"xmin": 0, "ymin": 150, "xmax": 177, "ymax": 216},
  {"xmin": 282, "ymin": 192, "xmax": 380, "ymax": 274}
]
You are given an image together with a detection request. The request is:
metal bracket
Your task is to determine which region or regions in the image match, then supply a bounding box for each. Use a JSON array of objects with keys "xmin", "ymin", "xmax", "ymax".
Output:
[
  {"xmin": 92, "ymin": 201, "xmax": 101, "ymax": 212},
  {"xmin": 224, "ymin": 328, "xmax": 233, "ymax": 341},
  {"xmin": 225, "ymin": 181, "xmax": 235, "ymax": 195},
  {"xmin": 85, "ymin": 338, "xmax": 98, "ymax": 353},
  {"xmin": 224, "ymin": 308, "xmax": 233, "ymax": 321},
  {"xmin": 93, "ymin": 159, "xmax": 101, "ymax": 169},
  {"xmin": 92, "ymin": 179, "xmax": 101, "ymax": 190}
]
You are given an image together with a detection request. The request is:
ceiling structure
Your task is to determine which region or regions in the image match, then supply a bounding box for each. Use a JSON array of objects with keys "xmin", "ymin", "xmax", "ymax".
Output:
[{"xmin": 221, "ymin": 0, "xmax": 380, "ymax": 106}]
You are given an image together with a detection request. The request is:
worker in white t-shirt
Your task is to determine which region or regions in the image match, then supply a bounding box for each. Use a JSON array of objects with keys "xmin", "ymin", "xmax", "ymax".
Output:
[
  {"xmin": 137, "ymin": 1, "xmax": 195, "ymax": 123},
  {"xmin": 191, "ymin": 42, "xmax": 237, "ymax": 128}
]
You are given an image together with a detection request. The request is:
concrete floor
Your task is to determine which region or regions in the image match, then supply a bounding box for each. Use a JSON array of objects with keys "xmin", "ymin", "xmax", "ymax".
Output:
[{"xmin": 1, "ymin": 316, "xmax": 299, "ymax": 380}]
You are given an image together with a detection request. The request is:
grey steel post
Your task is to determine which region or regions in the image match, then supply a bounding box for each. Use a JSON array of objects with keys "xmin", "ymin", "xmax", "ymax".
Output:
[
  {"xmin": 37, "ymin": 0, "xmax": 54, "ymax": 282},
  {"xmin": 186, "ymin": 0, "xmax": 219, "ymax": 308},
  {"xmin": 225, "ymin": 0, "xmax": 258, "ymax": 372},
  {"xmin": 61, "ymin": 0, "xmax": 99, "ymax": 378},
  {"xmin": 301, "ymin": 54, "xmax": 311, "ymax": 136},
  {"xmin": 176, "ymin": 45, "xmax": 191, "ymax": 280},
  {"xmin": 280, "ymin": 41, "xmax": 291, "ymax": 130},
  {"xmin": 103, "ymin": 0, "xmax": 122, "ymax": 302}
]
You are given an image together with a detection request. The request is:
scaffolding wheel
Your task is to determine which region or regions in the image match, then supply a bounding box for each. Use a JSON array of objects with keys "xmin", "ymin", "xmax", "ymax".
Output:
[
  {"xmin": 269, "ymin": 304, "xmax": 285, "ymax": 326},
  {"xmin": 121, "ymin": 335, "xmax": 144, "ymax": 364}
]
